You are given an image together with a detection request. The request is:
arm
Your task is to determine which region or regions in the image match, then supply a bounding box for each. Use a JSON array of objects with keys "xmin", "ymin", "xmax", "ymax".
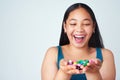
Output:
[
  {"xmin": 41, "ymin": 47, "xmax": 58, "ymax": 80},
  {"xmin": 85, "ymin": 49, "xmax": 116, "ymax": 80},
  {"xmin": 100, "ymin": 49, "xmax": 116, "ymax": 80},
  {"xmin": 41, "ymin": 47, "xmax": 72, "ymax": 80}
]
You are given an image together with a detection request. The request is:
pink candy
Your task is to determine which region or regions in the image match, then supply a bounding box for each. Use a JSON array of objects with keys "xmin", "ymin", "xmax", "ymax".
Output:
[{"xmin": 67, "ymin": 59, "xmax": 95, "ymax": 70}]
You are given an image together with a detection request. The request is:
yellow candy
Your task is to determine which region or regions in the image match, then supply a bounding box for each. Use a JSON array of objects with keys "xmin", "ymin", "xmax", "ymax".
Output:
[{"xmin": 73, "ymin": 62, "xmax": 77, "ymax": 65}]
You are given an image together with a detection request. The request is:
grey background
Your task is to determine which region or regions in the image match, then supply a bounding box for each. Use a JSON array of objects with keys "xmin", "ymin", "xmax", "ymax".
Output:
[{"xmin": 0, "ymin": 0, "xmax": 120, "ymax": 80}]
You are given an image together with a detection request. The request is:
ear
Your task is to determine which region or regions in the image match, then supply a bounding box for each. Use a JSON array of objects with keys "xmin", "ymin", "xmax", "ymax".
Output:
[{"xmin": 63, "ymin": 22, "xmax": 67, "ymax": 33}]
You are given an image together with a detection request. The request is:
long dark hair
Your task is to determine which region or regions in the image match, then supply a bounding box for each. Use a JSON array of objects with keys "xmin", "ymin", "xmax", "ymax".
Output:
[{"xmin": 59, "ymin": 3, "xmax": 104, "ymax": 48}]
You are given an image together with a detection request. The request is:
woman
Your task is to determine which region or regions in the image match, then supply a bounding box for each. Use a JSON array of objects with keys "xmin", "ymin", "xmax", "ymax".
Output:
[{"xmin": 41, "ymin": 3, "xmax": 116, "ymax": 80}]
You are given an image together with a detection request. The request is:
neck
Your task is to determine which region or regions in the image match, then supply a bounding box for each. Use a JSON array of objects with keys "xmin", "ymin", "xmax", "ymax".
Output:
[{"xmin": 67, "ymin": 44, "xmax": 90, "ymax": 54}]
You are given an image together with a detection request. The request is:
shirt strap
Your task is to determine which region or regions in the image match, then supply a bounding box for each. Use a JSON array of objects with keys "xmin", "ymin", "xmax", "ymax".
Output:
[
  {"xmin": 96, "ymin": 48, "xmax": 103, "ymax": 62},
  {"xmin": 57, "ymin": 46, "xmax": 64, "ymax": 69}
]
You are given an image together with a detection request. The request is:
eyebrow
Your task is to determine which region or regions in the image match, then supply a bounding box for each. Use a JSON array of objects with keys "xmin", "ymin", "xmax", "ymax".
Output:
[
  {"xmin": 69, "ymin": 19, "xmax": 77, "ymax": 21},
  {"xmin": 69, "ymin": 18, "xmax": 91, "ymax": 22},
  {"xmin": 83, "ymin": 19, "xmax": 91, "ymax": 21}
]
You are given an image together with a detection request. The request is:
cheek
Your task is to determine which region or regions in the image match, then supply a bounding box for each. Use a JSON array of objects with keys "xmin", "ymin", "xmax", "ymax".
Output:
[
  {"xmin": 86, "ymin": 28, "xmax": 94, "ymax": 36},
  {"xmin": 66, "ymin": 27, "xmax": 74, "ymax": 34},
  {"xmin": 65, "ymin": 28, "xmax": 74, "ymax": 39},
  {"xmin": 66, "ymin": 30, "xmax": 72, "ymax": 39}
]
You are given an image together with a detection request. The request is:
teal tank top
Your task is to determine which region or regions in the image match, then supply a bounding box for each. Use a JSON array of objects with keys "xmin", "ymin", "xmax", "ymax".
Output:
[{"xmin": 57, "ymin": 46, "xmax": 103, "ymax": 80}]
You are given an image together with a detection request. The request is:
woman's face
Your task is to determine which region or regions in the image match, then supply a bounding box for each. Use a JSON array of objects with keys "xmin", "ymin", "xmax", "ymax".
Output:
[{"xmin": 64, "ymin": 7, "xmax": 95, "ymax": 48}]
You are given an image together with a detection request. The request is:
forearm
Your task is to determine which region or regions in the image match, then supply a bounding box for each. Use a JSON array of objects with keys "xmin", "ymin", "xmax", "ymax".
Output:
[
  {"xmin": 86, "ymin": 71, "xmax": 103, "ymax": 80},
  {"xmin": 54, "ymin": 69, "xmax": 71, "ymax": 80}
]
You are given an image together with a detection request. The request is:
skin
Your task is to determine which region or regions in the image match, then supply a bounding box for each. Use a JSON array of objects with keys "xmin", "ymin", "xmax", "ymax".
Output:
[{"xmin": 41, "ymin": 8, "xmax": 116, "ymax": 80}]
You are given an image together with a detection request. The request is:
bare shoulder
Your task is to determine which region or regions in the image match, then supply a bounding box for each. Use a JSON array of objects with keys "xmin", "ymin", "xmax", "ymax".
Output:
[
  {"xmin": 44, "ymin": 46, "xmax": 58, "ymax": 60},
  {"xmin": 46, "ymin": 46, "xmax": 58, "ymax": 54},
  {"xmin": 102, "ymin": 48, "xmax": 113, "ymax": 53},
  {"xmin": 42, "ymin": 46, "xmax": 58, "ymax": 66},
  {"xmin": 101, "ymin": 48, "xmax": 114, "ymax": 59}
]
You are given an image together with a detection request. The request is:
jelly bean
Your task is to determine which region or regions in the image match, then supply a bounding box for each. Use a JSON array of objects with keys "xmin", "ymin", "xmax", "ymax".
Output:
[
  {"xmin": 85, "ymin": 60, "xmax": 89, "ymax": 63},
  {"xmin": 83, "ymin": 60, "xmax": 89, "ymax": 66},
  {"xmin": 67, "ymin": 59, "xmax": 91, "ymax": 70},
  {"xmin": 89, "ymin": 59, "xmax": 94, "ymax": 64},
  {"xmin": 67, "ymin": 60, "xmax": 73, "ymax": 65},
  {"xmin": 73, "ymin": 62, "xmax": 77, "ymax": 65},
  {"xmin": 76, "ymin": 64, "xmax": 82, "ymax": 70},
  {"xmin": 83, "ymin": 62, "xmax": 88, "ymax": 66},
  {"xmin": 77, "ymin": 60, "xmax": 84, "ymax": 65}
]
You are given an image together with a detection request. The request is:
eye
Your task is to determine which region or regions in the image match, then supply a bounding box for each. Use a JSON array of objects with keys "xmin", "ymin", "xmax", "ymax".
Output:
[
  {"xmin": 83, "ymin": 22, "xmax": 91, "ymax": 26},
  {"xmin": 83, "ymin": 20, "xmax": 92, "ymax": 26},
  {"xmin": 70, "ymin": 23, "xmax": 76, "ymax": 26},
  {"xmin": 84, "ymin": 23, "xmax": 90, "ymax": 26}
]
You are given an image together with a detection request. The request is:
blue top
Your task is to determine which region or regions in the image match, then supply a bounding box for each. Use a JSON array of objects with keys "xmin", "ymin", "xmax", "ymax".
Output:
[{"xmin": 57, "ymin": 46, "xmax": 103, "ymax": 80}]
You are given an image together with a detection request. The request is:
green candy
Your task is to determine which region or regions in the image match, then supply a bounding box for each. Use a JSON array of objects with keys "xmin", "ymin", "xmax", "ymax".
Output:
[
  {"xmin": 77, "ymin": 60, "xmax": 84, "ymax": 64},
  {"xmin": 76, "ymin": 59, "xmax": 89, "ymax": 67}
]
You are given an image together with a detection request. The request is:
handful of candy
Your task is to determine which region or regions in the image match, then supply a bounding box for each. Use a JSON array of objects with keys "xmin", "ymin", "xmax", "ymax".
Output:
[{"xmin": 67, "ymin": 59, "xmax": 94, "ymax": 70}]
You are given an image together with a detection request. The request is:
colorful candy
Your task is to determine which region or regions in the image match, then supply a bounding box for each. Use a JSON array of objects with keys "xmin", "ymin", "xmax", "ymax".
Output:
[
  {"xmin": 67, "ymin": 60, "xmax": 74, "ymax": 65},
  {"xmin": 67, "ymin": 59, "xmax": 92, "ymax": 70}
]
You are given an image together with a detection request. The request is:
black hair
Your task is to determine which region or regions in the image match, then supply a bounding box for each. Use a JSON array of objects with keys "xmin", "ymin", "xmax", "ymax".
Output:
[{"xmin": 59, "ymin": 3, "xmax": 104, "ymax": 48}]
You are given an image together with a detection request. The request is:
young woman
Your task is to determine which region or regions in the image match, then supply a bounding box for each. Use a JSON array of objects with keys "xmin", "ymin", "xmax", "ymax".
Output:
[{"xmin": 41, "ymin": 3, "xmax": 116, "ymax": 80}]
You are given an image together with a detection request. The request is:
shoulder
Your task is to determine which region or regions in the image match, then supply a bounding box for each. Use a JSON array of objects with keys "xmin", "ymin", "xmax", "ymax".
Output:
[
  {"xmin": 44, "ymin": 46, "xmax": 58, "ymax": 59},
  {"xmin": 42, "ymin": 46, "xmax": 59, "ymax": 69},
  {"xmin": 101, "ymin": 48, "xmax": 113, "ymax": 54},
  {"xmin": 46, "ymin": 46, "xmax": 58, "ymax": 54},
  {"xmin": 101, "ymin": 48, "xmax": 114, "ymax": 59}
]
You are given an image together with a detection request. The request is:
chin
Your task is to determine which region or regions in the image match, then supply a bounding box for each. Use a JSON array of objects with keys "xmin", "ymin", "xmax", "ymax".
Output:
[{"xmin": 73, "ymin": 43, "xmax": 86, "ymax": 48}]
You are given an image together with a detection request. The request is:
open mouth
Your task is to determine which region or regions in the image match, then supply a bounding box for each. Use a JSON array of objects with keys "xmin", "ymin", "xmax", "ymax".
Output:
[{"xmin": 74, "ymin": 35, "xmax": 85, "ymax": 43}]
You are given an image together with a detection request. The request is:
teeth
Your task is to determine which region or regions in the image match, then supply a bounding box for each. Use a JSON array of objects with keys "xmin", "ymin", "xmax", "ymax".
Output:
[{"xmin": 75, "ymin": 35, "xmax": 84, "ymax": 38}]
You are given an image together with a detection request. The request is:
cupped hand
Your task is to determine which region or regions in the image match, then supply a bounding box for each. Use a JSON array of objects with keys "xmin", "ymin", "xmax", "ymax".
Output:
[
  {"xmin": 82, "ymin": 59, "xmax": 102, "ymax": 73},
  {"xmin": 59, "ymin": 59, "xmax": 82, "ymax": 75}
]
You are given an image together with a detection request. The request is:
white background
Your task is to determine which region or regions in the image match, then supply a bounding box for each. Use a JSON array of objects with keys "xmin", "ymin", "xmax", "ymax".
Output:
[{"xmin": 0, "ymin": 0, "xmax": 120, "ymax": 80}]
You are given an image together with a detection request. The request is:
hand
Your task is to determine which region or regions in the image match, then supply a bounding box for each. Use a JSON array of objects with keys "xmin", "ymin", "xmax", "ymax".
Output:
[
  {"xmin": 82, "ymin": 59, "xmax": 102, "ymax": 73},
  {"xmin": 59, "ymin": 59, "xmax": 82, "ymax": 75}
]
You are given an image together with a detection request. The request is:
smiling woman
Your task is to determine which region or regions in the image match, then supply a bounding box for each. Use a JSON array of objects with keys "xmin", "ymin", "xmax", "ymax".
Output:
[
  {"xmin": 41, "ymin": 3, "xmax": 116, "ymax": 80},
  {"xmin": 63, "ymin": 7, "xmax": 95, "ymax": 48}
]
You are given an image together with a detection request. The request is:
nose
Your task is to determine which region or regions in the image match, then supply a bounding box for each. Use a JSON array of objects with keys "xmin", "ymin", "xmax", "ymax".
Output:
[{"xmin": 76, "ymin": 24, "xmax": 84, "ymax": 33}]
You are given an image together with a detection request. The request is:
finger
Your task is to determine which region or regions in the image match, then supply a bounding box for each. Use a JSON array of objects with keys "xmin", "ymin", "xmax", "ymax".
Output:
[
  {"xmin": 95, "ymin": 59, "xmax": 102, "ymax": 65},
  {"xmin": 89, "ymin": 59, "xmax": 101, "ymax": 66},
  {"xmin": 60, "ymin": 59, "xmax": 69, "ymax": 72},
  {"xmin": 67, "ymin": 69, "xmax": 82, "ymax": 74},
  {"xmin": 67, "ymin": 65, "xmax": 76, "ymax": 71},
  {"xmin": 89, "ymin": 59, "xmax": 95, "ymax": 64},
  {"xmin": 60, "ymin": 59, "xmax": 68, "ymax": 66},
  {"xmin": 91, "ymin": 59, "xmax": 102, "ymax": 68},
  {"xmin": 61, "ymin": 64, "xmax": 75, "ymax": 71},
  {"xmin": 82, "ymin": 66, "xmax": 88, "ymax": 73},
  {"xmin": 87, "ymin": 59, "xmax": 95, "ymax": 68}
]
